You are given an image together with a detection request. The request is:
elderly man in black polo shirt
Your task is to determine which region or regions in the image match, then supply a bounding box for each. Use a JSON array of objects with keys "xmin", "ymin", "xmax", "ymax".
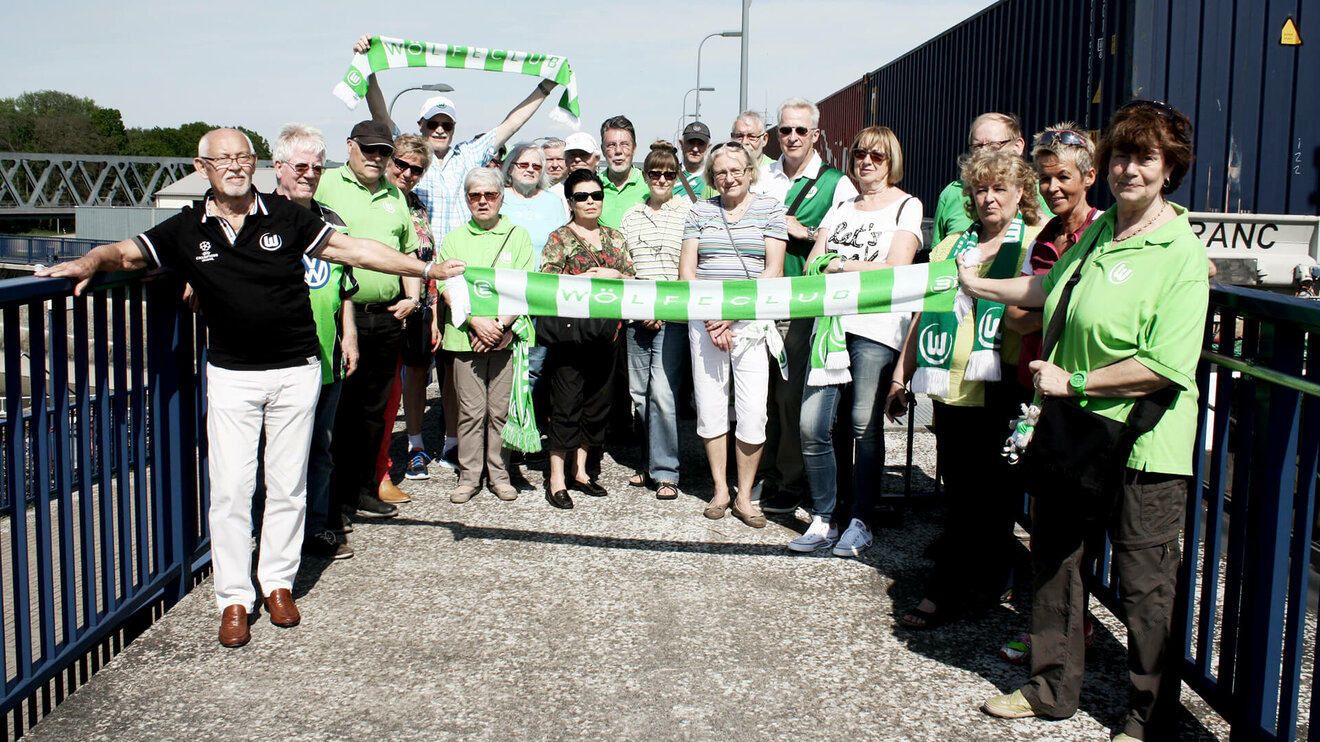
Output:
[{"xmin": 37, "ymin": 128, "xmax": 464, "ymax": 648}]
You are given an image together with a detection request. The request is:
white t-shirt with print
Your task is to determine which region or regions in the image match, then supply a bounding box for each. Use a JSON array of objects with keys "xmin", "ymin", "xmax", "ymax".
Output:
[{"xmin": 816, "ymin": 195, "xmax": 924, "ymax": 350}]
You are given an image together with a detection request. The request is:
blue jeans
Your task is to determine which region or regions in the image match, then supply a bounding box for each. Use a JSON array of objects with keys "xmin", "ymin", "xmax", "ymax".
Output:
[
  {"xmin": 626, "ymin": 321, "xmax": 684, "ymax": 483},
  {"xmin": 800, "ymin": 335, "xmax": 897, "ymax": 522},
  {"xmin": 305, "ymin": 379, "xmax": 342, "ymax": 538}
]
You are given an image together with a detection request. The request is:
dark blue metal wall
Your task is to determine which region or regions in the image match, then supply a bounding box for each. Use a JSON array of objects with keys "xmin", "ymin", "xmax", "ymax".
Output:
[{"xmin": 825, "ymin": 0, "xmax": 1317, "ymax": 216}]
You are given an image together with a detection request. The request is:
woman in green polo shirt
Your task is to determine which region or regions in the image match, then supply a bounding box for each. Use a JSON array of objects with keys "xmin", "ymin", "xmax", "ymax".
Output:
[
  {"xmin": 889, "ymin": 150, "xmax": 1042, "ymax": 629},
  {"xmin": 958, "ymin": 101, "xmax": 1207, "ymax": 742}
]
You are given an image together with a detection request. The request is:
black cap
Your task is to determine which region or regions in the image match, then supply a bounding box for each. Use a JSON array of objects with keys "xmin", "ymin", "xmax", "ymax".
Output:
[
  {"xmin": 682, "ymin": 121, "xmax": 711, "ymax": 143},
  {"xmin": 349, "ymin": 120, "xmax": 394, "ymax": 149}
]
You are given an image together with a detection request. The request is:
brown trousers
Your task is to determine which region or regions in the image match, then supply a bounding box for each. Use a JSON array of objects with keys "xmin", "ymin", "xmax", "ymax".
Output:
[
  {"xmin": 451, "ymin": 350, "xmax": 514, "ymax": 488},
  {"xmin": 1023, "ymin": 470, "xmax": 1186, "ymax": 740}
]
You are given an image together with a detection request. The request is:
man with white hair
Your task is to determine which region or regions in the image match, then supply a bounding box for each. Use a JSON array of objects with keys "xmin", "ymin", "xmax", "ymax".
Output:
[
  {"xmin": 757, "ymin": 97, "xmax": 858, "ymax": 515},
  {"xmin": 537, "ymin": 136, "xmax": 569, "ymax": 185},
  {"xmin": 271, "ymin": 123, "xmax": 357, "ymax": 561},
  {"xmin": 37, "ymin": 128, "xmax": 463, "ymax": 648}
]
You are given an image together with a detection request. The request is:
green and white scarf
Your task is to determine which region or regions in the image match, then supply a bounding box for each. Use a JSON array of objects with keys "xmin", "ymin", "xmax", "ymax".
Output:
[
  {"xmin": 333, "ymin": 36, "xmax": 581, "ymax": 127},
  {"xmin": 446, "ymin": 262, "xmax": 958, "ymax": 326},
  {"xmin": 805, "ymin": 254, "xmax": 850, "ymax": 387},
  {"xmin": 501, "ymin": 316, "xmax": 541, "ymax": 453},
  {"xmin": 910, "ymin": 217, "xmax": 1026, "ymax": 398}
]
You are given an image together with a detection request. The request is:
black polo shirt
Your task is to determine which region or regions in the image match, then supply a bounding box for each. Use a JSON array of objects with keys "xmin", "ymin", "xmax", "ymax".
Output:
[{"xmin": 133, "ymin": 190, "xmax": 335, "ymax": 370}]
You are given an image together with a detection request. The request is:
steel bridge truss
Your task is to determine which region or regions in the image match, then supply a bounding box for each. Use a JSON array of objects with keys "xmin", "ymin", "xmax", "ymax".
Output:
[{"xmin": 0, "ymin": 153, "xmax": 195, "ymax": 216}]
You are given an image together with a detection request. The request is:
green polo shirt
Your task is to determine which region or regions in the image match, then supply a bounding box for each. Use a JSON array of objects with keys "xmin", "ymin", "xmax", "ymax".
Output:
[
  {"xmin": 1041, "ymin": 204, "xmax": 1209, "ymax": 475},
  {"xmin": 314, "ymin": 165, "xmax": 419, "ymax": 304},
  {"xmin": 599, "ymin": 167, "xmax": 648, "ymax": 230},
  {"xmin": 438, "ymin": 215, "xmax": 535, "ymax": 352}
]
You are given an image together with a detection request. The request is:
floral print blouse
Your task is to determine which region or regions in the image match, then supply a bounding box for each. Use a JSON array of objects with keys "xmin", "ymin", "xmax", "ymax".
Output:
[{"xmin": 539, "ymin": 224, "xmax": 636, "ymax": 277}]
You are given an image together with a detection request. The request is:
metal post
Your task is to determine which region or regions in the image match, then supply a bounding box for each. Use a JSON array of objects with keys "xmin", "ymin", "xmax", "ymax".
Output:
[
  {"xmin": 388, "ymin": 83, "xmax": 456, "ymax": 121},
  {"xmin": 697, "ymin": 31, "xmax": 741, "ymax": 123},
  {"xmin": 740, "ymin": 0, "xmax": 751, "ymax": 113}
]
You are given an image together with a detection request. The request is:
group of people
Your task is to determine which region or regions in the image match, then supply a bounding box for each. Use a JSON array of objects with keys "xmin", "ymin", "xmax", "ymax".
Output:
[{"xmin": 38, "ymin": 34, "xmax": 1209, "ymax": 738}]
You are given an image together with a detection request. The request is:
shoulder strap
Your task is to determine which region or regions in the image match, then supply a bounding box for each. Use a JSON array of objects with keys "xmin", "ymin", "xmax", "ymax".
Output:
[
  {"xmin": 490, "ymin": 227, "xmax": 514, "ymax": 268},
  {"xmin": 786, "ymin": 165, "xmax": 831, "ymax": 217},
  {"xmin": 680, "ymin": 172, "xmax": 699, "ymax": 203},
  {"xmin": 1039, "ymin": 227, "xmax": 1102, "ymax": 362},
  {"xmin": 896, "ymin": 195, "xmax": 915, "ymax": 223}
]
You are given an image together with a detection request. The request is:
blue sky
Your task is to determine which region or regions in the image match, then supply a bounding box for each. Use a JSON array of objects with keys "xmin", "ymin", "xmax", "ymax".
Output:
[{"xmin": 5, "ymin": 0, "xmax": 995, "ymax": 154}]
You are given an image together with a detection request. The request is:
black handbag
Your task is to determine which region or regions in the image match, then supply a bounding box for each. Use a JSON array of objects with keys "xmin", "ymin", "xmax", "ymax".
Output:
[{"xmin": 1019, "ymin": 230, "xmax": 1175, "ymax": 500}]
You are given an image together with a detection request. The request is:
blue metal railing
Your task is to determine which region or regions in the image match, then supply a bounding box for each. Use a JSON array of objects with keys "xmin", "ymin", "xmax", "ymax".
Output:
[
  {"xmin": 0, "ymin": 235, "xmax": 100, "ymax": 266},
  {"xmin": 0, "ymin": 269, "xmax": 208, "ymax": 722}
]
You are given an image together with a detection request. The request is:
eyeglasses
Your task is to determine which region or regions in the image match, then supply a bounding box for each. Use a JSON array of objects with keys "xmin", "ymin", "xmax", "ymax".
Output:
[
  {"xmin": 390, "ymin": 158, "xmax": 425, "ymax": 177},
  {"xmin": 730, "ymin": 131, "xmax": 765, "ymax": 141},
  {"xmin": 423, "ymin": 119, "xmax": 455, "ymax": 132},
  {"xmin": 712, "ymin": 167, "xmax": 747, "ymax": 182},
  {"xmin": 1038, "ymin": 129, "xmax": 1091, "ymax": 149},
  {"xmin": 603, "ymin": 142, "xmax": 633, "ymax": 153},
  {"xmin": 281, "ymin": 161, "xmax": 324, "ymax": 175},
  {"xmin": 971, "ymin": 138, "xmax": 1014, "ymax": 152},
  {"xmin": 852, "ymin": 148, "xmax": 888, "ymax": 165},
  {"xmin": 513, "ymin": 161, "xmax": 544, "ymax": 172},
  {"xmin": 355, "ymin": 142, "xmax": 393, "ymax": 158},
  {"xmin": 200, "ymin": 153, "xmax": 257, "ymax": 168},
  {"xmin": 569, "ymin": 190, "xmax": 605, "ymax": 203},
  {"xmin": 646, "ymin": 169, "xmax": 678, "ymax": 181},
  {"xmin": 466, "ymin": 191, "xmax": 500, "ymax": 203},
  {"xmin": 777, "ymin": 126, "xmax": 812, "ymax": 137}
]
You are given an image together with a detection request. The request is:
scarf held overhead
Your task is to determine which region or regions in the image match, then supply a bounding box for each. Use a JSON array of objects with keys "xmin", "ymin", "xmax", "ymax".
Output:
[
  {"xmin": 446, "ymin": 262, "xmax": 958, "ymax": 327},
  {"xmin": 333, "ymin": 36, "xmax": 581, "ymax": 127}
]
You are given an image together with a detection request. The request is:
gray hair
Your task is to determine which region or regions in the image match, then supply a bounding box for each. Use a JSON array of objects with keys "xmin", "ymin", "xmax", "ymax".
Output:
[
  {"xmin": 198, "ymin": 128, "xmax": 256, "ymax": 157},
  {"xmin": 735, "ymin": 111, "xmax": 766, "ymax": 135},
  {"xmin": 702, "ymin": 141, "xmax": 759, "ymax": 190},
  {"xmin": 463, "ymin": 166, "xmax": 504, "ymax": 194},
  {"xmin": 273, "ymin": 123, "xmax": 327, "ymax": 163},
  {"xmin": 501, "ymin": 141, "xmax": 550, "ymax": 194},
  {"xmin": 777, "ymin": 97, "xmax": 820, "ymax": 128},
  {"xmin": 535, "ymin": 136, "xmax": 566, "ymax": 150}
]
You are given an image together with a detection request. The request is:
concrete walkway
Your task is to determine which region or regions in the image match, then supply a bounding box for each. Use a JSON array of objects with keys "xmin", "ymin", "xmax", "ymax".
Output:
[{"xmin": 27, "ymin": 420, "xmax": 1228, "ymax": 741}]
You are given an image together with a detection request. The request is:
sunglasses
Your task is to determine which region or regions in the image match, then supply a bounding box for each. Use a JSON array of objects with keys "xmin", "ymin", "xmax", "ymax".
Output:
[
  {"xmin": 1038, "ymin": 129, "xmax": 1091, "ymax": 149},
  {"xmin": 355, "ymin": 142, "xmax": 393, "ymax": 158},
  {"xmin": 646, "ymin": 169, "xmax": 678, "ymax": 181},
  {"xmin": 1117, "ymin": 99, "xmax": 1192, "ymax": 142},
  {"xmin": 777, "ymin": 126, "xmax": 811, "ymax": 137},
  {"xmin": 569, "ymin": 190, "xmax": 605, "ymax": 203},
  {"xmin": 390, "ymin": 158, "xmax": 425, "ymax": 176},
  {"xmin": 282, "ymin": 161, "xmax": 325, "ymax": 175},
  {"xmin": 423, "ymin": 119, "xmax": 455, "ymax": 132},
  {"xmin": 852, "ymin": 148, "xmax": 888, "ymax": 165},
  {"xmin": 513, "ymin": 161, "xmax": 544, "ymax": 172},
  {"xmin": 466, "ymin": 191, "xmax": 500, "ymax": 203},
  {"xmin": 708, "ymin": 140, "xmax": 747, "ymax": 155}
]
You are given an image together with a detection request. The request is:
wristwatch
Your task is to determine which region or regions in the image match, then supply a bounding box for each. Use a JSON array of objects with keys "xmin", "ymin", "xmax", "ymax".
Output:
[{"xmin": 1069, "ymin": 370, "xmax": 1089, "ymax": 406}]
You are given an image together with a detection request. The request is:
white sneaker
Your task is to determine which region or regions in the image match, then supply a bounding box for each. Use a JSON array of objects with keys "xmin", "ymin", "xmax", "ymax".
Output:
[
  {"xmin": 787, "ymin": 517, "xmax": 838, "ymax": 553},
  {"xmin": 833, "ymin": 518, "xmax": 873, "ymax": 558}
]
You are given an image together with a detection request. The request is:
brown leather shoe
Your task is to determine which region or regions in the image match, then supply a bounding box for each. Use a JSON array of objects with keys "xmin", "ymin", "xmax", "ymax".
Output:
[
  {"xmin": 219, "ymin": 605, "xmax": 250, "ymax": 647},
  {"xmin": 263, "ymin": 588, "xmax": 301, "ymax": 628},
  {"xmin": 378, "ymin": 479, "xmax": 412, "ymax": 504}
]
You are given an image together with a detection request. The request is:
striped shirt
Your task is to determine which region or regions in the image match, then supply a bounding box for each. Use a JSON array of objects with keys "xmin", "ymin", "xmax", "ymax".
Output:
[
  {"xmin": 413, "ymin": 128, "xmax": 498, "ymax": 243},
  {"xmin": 619, "ymin": 197, "xmax": 689, "ymax": 281},
  {"xmin": 683, "ymin": 194, "xmax": 787, "ymax": 281}
]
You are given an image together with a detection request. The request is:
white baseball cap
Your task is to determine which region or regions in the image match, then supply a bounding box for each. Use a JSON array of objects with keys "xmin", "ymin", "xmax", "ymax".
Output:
[
  {"xmin": 418, "ymin": 96, "xmax": 458, "ymax": 122},
  {"xmin": 563, "ymin": 132, "xmax": 600, "ymax": 156}
]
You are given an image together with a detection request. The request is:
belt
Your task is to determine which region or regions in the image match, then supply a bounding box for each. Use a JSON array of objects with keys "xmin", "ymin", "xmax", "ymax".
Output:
[{"xmin": 356, "ymin": 301, "xmax": 398, "ymax": 314}]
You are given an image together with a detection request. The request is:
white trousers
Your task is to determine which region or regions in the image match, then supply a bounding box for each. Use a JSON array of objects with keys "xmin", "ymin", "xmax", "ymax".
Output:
[
  {"xmin": 206, "ymin": 361, "xmax": 320, "ymax": 612},
  {"xmin": 688, "ymin": 320, "xmax": 770, "ymax": 444}
]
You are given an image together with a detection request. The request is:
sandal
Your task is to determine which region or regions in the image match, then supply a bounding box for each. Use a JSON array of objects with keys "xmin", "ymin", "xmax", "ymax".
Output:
[
  {"xmin": 898, "ymin": 601, "xmax": 953, "ymax": 630},
  {"xmin": 655, "ymin": 481, "xmax": 679, "ymax": 500},
  {"xmin": 628, "ymin": 473, "xmax": 648, "ymax": 488}
]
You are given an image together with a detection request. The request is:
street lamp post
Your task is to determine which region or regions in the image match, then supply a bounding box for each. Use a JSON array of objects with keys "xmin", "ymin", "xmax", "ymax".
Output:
[
  {"xmin": 739, "ymin": 0, "xmax": 751, "ymax": 113},
  {"xmin": 696, "ymin": 31, "xmax": 741, "ymax": 123},
  {"xmin": 388, "ymin": 83, "xmax": 456, "ymax": 121},
  {"xmin": 678, "ymin": 87, "xmax": 714, "ymax": 142}
]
